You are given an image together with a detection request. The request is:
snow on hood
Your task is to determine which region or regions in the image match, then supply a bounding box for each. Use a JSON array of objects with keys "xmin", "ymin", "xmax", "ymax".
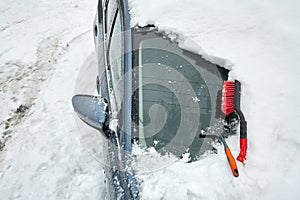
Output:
[
  {"xmin": 129, "ymin": 0, "xmax": 300, "ymax": 199},
  {"xmin": 155, "ymin": 27, "xmax": 234, "ymax": 70}
]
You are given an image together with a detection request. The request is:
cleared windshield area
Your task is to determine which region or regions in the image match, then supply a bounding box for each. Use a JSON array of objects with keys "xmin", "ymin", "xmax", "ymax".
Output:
[{"xmin": 134, "ymin": 35, "xmax": 228, "ymax": 160}]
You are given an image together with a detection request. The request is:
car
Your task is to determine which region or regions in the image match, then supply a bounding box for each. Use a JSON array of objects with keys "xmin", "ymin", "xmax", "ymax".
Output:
[{"xmin": 72, "ymin": 0, "xmax": 231, "ymax": 199}]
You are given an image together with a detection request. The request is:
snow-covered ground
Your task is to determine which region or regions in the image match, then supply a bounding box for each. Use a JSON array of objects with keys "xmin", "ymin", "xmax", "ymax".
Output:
[
  {"xmin": 0, "ymin": 1, "xmax": 106, "ymax": 199},
  {"xmin": 1, "ymin": 0, "xmax": 300, "ymax": 199}
]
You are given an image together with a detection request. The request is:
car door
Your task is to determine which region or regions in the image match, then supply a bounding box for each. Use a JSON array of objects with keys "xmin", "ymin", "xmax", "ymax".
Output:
[
  {"xmin": 103, "ymin": 1, "xmax": 140, "ymax": 198},
  {"xmin": 105, "ymin": 1, "xmax": 137, "ymax": 199}
]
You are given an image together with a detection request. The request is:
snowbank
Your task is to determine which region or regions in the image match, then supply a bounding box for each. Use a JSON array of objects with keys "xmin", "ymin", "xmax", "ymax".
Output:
[{"xmin": 129, "ymin": 0, "xmax": 300, "ymax": 199}]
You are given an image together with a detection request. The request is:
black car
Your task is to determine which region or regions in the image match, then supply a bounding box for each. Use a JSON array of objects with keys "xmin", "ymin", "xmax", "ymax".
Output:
[{"xmin": 72, "ymin": 0, "xmax": 229, "ymax": 199}]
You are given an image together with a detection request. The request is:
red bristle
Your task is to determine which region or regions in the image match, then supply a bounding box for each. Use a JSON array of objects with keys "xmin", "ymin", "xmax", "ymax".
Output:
[{"xmin": 222, "ymin": 81, "xmax": 235, "ymax": 115}]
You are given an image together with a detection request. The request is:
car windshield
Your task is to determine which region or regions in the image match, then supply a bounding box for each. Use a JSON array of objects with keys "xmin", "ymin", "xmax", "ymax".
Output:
[{"xmin": 132, "ymin": 33, "xmax": 228, "ymax": 160}]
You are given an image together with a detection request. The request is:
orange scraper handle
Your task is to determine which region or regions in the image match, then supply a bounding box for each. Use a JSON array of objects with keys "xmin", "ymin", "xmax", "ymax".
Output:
[{"xmin": 225, "ymin": 147, "xmax": 239, "ymax": 177}]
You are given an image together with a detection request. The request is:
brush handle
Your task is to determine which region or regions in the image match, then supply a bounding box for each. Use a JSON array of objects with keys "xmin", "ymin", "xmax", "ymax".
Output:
[{"xmin": 225, "ymin": 147, "xmax": 239, "ymax": 177}]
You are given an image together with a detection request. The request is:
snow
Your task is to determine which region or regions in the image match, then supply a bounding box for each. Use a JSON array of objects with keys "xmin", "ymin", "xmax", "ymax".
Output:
[
  {"xmin": 1, "ymin": 0, "xmax": 300, "ymax": 199},
  {"xmin": 129, "ymin": 0, "xmax": 300, "ymax": 199},
  {"xmin": 0, "ymin": 0, "xmax": 106, "ymax": 199}
]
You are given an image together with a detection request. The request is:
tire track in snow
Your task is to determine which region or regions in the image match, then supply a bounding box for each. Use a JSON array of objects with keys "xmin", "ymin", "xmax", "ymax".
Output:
[{"xmin": 0, "ymin": 36, "xmax": 68, "ymax": 151}]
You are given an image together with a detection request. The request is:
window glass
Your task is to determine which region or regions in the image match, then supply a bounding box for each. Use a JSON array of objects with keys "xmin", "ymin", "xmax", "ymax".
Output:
[
  {"xmin": 136, "ymin": 36, "xmax": 227, "ymax": 160},
  {"xmin": 108, "ymin": 11, "xmax": 123, "ymax": 111},
  {"xmin": 105, "ymin": 0, "xmax": 117, "ymax": 34}
]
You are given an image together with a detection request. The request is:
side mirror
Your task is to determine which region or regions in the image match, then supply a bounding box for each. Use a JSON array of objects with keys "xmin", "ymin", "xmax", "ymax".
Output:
[{"xmin": 72, "ymin": 94, "xmax": 110, "ymax": 137}]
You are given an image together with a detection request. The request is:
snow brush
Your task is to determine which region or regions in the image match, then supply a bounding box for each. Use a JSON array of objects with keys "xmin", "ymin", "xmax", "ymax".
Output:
[{"xmin": 222, "ymin": 80, "xmax": 248, "ymax": 163}]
